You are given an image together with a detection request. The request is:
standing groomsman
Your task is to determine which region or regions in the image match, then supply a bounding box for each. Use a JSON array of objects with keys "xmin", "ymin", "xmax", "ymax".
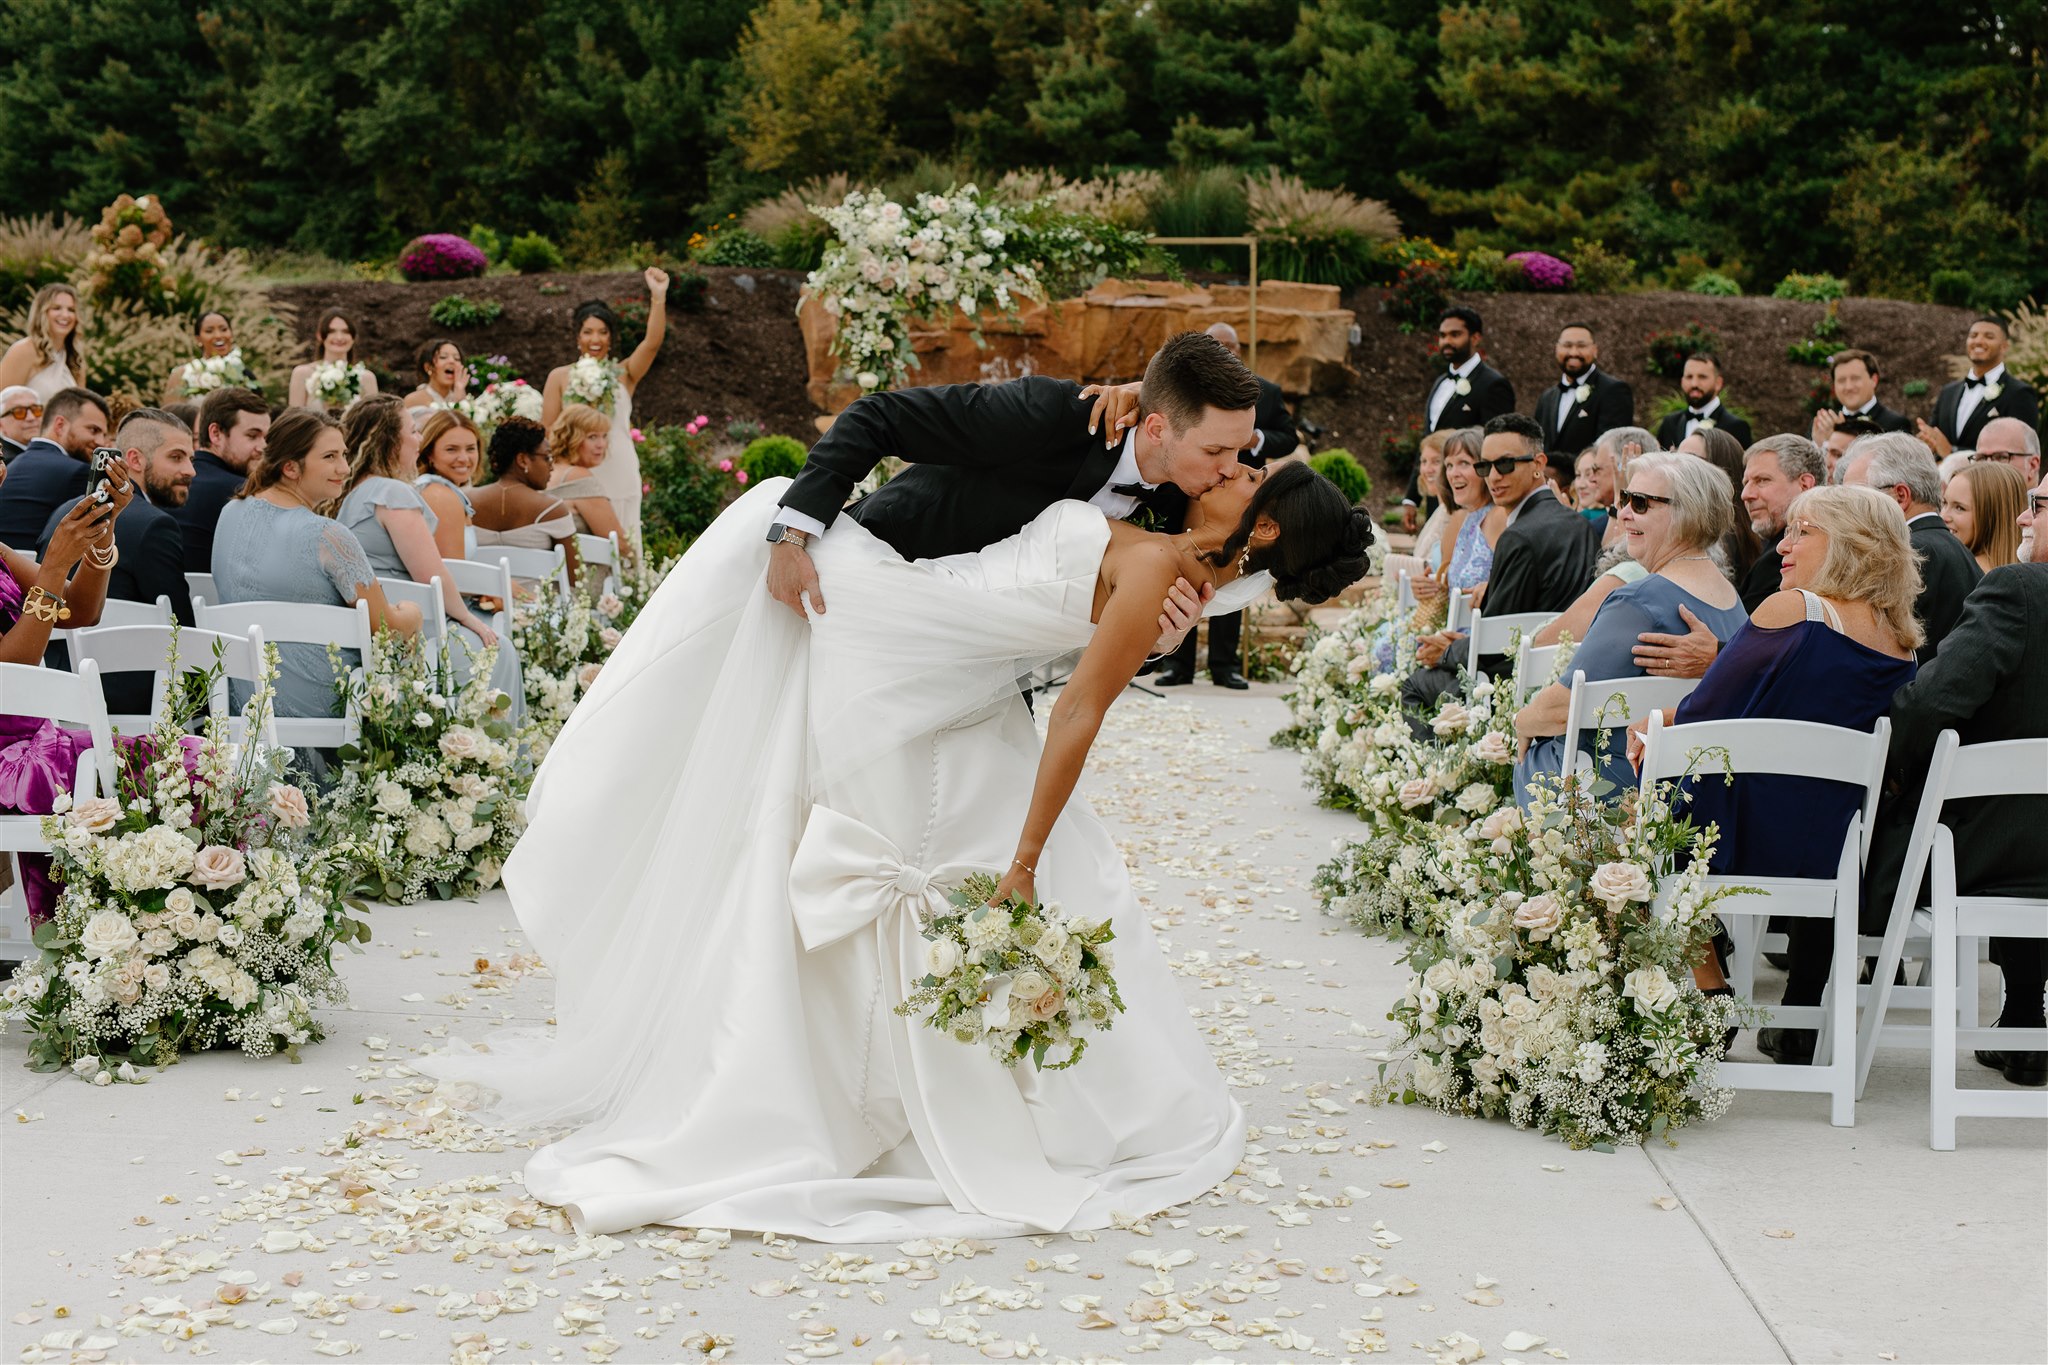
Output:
[
  {"xmin": 1399, "ymin": 307, "xmax": 1515, "ymax": 531},
  {"xmin": 1919, "ymin": 317, "xmax": 2041, "ymax": 456},
  {"xmin": 1811, "ymin": 349, "xmax": 1912, "ymax": 447},
  {"xmin": 1532, "ymin": 323, "xmax": 1633, "ymax": 456},
  {"xmin": 1655, "ymin": 353, "xmax": 1754, "ymax": 448}
]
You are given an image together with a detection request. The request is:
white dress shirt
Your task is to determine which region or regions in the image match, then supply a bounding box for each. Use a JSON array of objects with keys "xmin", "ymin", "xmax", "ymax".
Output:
[
  {"xmin": 1505, "ymin": 482, "xmax": 1556, "ymax": 529},
  {"xmin": 1427, "ymin": 353, "xmax": 1484, "ymax": 430},
  {"xmin": 1683, "ymin": 396, "xmax": 1723, "ymax": 436},
  {"xmin": 1556, "ymin": 367, "xmax": 1597, "ymax": 428},
  {"xmin": 1956, "ymin": 362, "xmax": 2006, "ymax": 434}
]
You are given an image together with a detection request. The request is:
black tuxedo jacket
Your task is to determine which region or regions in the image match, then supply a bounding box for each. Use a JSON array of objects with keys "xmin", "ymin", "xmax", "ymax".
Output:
[
  {"xmin": 1252, "ymin": 377, "xmax": 1297, "ymax": 467},
  {"xmin": 1866, "ymin": 564, "xmax": 2048, "ymax": 920},
  {"xmin": 1739, "ymin": 531, "xmax": 1784, "ymax": 613},
  {"xmin": 38, "ymin": 491, "xmax": 195, "ymax": 715},
  {"xmin": 171, "ymin": 450, "xmax": 245, "ymax": 575},
  {"xmin": 0, "ymin": 440, "xmax": 90, "ymax": 549},
  {"xmin": 1931, "ymin": 374, "xmax": 2040, "ymax": 449},
  {"xmin": 1484, "ymin": 487, "xmax": 1602, "ymax": 624},
  {"xmin": 1656, "ymin": 405, "xmax": 1754, "ymax": 451},
  {"xmin": 1907, "ymin": 514, "xmax": 1982, "ymax": 663},
  {"xmin": 0, "ymin": 436, "xmax": 24, "ymax": 463},
  {"xmin": 781, "ymin": 377, "xmax": 1188, "ymax": 563},
  {"xmin": 1533, "ymin": 368, "xmax": 1634, "ymax": 456},
  {"xmin": 1425, "ymin": 361, "xmax": 1515, "ymax": 434},
  {"xmin": 1837, "ymin": 401, "xmax": 1913, "ymax": 434}
]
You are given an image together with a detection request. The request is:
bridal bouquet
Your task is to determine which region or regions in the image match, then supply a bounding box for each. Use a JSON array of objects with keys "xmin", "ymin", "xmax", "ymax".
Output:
[
  {"xmin": 321, "ymin": 634, "xmax": 526, "ymax": 902},
  {"xmin": 562, "ymin": 355, "xmax": 623, "ymax": 414},
  {"xmin": 896, "ymin": 873, "xmax": 1123, "ymax": 1071},
  {"xmin": 1, "ymin": 656, "xmax": 369, "ymax": 1082},
  {"xmin": 180, "ymin": 347, "xmax": 258, "ymax": 398},
  {"xmin": 465, "ymin": 377, "xmax": 544, "ymax": 434},
  {"xmin": 306, "ymin": 359, "xmax": 374, "ymax": 410}
]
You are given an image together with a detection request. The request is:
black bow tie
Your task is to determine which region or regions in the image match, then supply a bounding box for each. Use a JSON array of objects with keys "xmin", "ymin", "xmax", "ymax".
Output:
[
  {"xmin": 1965, "ymin": 375, "xmax": 1988, "ymax": 389},
  {"xmin": 1111, "ymin": 481, "xmax": 1154, "ymax": 498},
  {"xmin": 1689, "ymin": 407, "xmax": 1710, "ymax": 418},
  {"xmin": 1560, "ymin": 378, "xmax": 1577, "ymax": 391}
]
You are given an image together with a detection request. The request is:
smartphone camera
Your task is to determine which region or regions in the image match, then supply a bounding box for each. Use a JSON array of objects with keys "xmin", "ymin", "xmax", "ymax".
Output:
[{"xmin": 89, "ymin": 447, "xmax": 120, "ymax": 504}]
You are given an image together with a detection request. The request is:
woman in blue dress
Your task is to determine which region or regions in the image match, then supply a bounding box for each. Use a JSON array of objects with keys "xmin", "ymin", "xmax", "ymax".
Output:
[
  {"xmin": 1369, "ymin": 428, "xmax": 1502, "ymax": 671},
  {"xmin": 1513, "ymin": 453, "xmax": 1748, "ymax": 802}
]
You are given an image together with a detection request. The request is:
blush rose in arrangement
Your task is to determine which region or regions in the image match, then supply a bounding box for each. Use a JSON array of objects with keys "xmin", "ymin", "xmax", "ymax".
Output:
[{"xmin": 1, "ymin": 650, "xmax": 369, "ymax": 1082}]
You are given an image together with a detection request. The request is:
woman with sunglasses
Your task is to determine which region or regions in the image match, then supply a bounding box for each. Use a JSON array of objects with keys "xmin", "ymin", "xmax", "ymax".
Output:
[{"xmin": 1512, "ymin": 453, "xmax": 1748, "ymax": 805}]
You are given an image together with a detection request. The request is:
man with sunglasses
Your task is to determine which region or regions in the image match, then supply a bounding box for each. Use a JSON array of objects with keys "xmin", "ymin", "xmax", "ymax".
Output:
[
  {"xmin": 0, "ymin": 385, "xmax": 39, "ymax": 462},
  {"xmin": 1401, "ymin": 413, "xmax": 1600, "ymax": 715}
]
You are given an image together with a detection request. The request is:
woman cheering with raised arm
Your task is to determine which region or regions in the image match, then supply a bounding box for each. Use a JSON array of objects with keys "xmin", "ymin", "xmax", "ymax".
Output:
[{"xmin": 540, "ymin": 266, "xmax": 669, "ymax": 549}]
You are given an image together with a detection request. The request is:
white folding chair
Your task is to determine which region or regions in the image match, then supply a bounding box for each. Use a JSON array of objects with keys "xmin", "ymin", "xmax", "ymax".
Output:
[
  {"xmin": 473, "ymin": 544, "xmax": 570, "ymax": 598},
  {"xmin": 0, "ymin": 661, "xmax": 118, "ymax": 963},
  {"xmin": 1464, "ymin": 610, "xmax": 1551, "ymax": 701},
  {"xmin": 1638, "ymin": 711, "xmax": 1892, "ymax": 1126},
  {"xmin": 1559, "ymin": 670, "xmax": 1700, "ymax": 783},
  {"xmin": 68, "ymin": 623, "xmax": 279, "ymax": 748},
  {"xmin": 575, "ymin": 532, "xmax": 622, "ymax": 598},
  {"xmin": 1511, "ymin": 642, "xmax": 1560, "ymax": 707},
  {"xmin": 185, "ymin": 572, "xmax": 218, "ymax": 610},
  {"xmin": 1446, "ymin": 588, "xmax": 1473, "ymax": 633},
  {"xmin": 1383, "ymin": 553, "xmax": 1425, "ymax": 615},
  {"xmin": 194, "ymin": 600, "xmax": 375, "ymax": 749},
  {"xmin": 377, "ymin": 576, "xmax": 449, "ymax": 657},
  {"xmin": 444, "ymin": 557, "xmax": 515, "ymax": 637}
]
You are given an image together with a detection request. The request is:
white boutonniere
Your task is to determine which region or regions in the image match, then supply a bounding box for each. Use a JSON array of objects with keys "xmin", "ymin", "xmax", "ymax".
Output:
[
  {"xmin": 1697, "ymin": 417, "xmax": 1716, "ymax": 430},
  {"xmin": 1455, "ymin": 377, "xmax": 1472, "ymax": 396},
  {"xmin": 1984, "ymin": 382, "xmax": 2003, "ymax": 402},
  {"xmin": 1573, "ymin": 383, "xmax": 1591, "ymax": 404}
]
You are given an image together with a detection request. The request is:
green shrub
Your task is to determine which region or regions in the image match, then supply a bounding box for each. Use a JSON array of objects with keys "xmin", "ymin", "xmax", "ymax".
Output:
[
  {"xmin": 739, "ymin": 434, "xmax": 807, "ymax": 482},
  {"xmin": 1644, "ymin": 322, "xmax": 1724, "ymax": 379},
  {"xmin": 505, "ymin": 233, "xmax": 564, "ymax": 274},
  {"xmin": 639, "ymin": 424, "xmax": 739, "ymax": 561},
  {"xmin": 671, "ymin": 269, "xmax": 710, "ymax": 313},
  {"xmin": 1901, "ymin": 378, "xmax": 1931, "ymax": 398},
  {"xmin": 771, "ymin": 219, "xmax": 830, "ymax": 271},
  {"xmin": 465, "ymin": 223, "xmax": 505, "ymax": 263},
  {"xmin": 691, "ymin": 224, "xmax": 778, "ymax": 268},
  {"xmin": 1689, "ymin": 272, "xmax": 1742, "ymax": 296},
  {"xmin": 428, "ymin": 294, "xmax": 504, "ymax": 329},
  {"xmin": 1772, "ymin": 273, "xmax": 1848, "ymax": 302},
  {"xmin": 1967, "ymin": 271, "xmax": 2031, "ymax": 313},
  {"xmin": 1786, "ymin": 336, "xmax": 1838, "ymax": 367},
  {"xmin": 1569, "ymin": 237, "xmax": 1639, "ymax": 294},
  {"xmin": 1384, "ymin": 260, "xmax": 1450, "ymax": 332},
  {"xmin": 1310, "ymin": 448, "xmax": 1372, "ymax": 504},
  {"xmin": 1146, "ymin": 167, "xmax": 1249, "ymax": 270},
  {"xmin": 1449, "ymin": 246, "xmax": 1516, "ymax": 292}
]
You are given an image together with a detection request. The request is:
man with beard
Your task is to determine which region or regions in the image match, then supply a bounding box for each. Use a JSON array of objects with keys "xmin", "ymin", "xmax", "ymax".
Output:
[
  {"xmin": 1401, "ymin": 307, "xmax": 1516, "ymax": 533},
  {"xmin": 0, "ymin": 386, "xmax": 108, "ymax": 546},
  {"xmin": 38, "ymin": 407, "xmax": 196, "ymax": 713},
  {"xmin": 1532, "ymin": 323, "xmax": 1634, "ymax": 457},
  {"xmin": 1655, "ymin": 353, "xmax": 1753, "ymax": 449},
  {"xmin": 1920, "ymin": 317, "xmax": 2041, "ymax": 457}
]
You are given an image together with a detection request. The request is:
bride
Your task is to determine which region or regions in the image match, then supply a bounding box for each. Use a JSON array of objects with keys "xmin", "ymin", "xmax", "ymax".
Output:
[{"xmin": 431, "ymin": 460, "xmax": 1373, "ymax": 1243}]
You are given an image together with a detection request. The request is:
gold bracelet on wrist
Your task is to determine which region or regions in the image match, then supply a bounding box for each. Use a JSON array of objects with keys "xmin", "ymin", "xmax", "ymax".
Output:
[
  {"xmin": 86, "ymin": 542, "xmax": 118, "ymax": 570},
  {"xmin": 21, "ymin": 587, "xmax": 69, "ymax": 624},
  {"xmin": 1012, "ymin": 857, "xmax": 1036, "ymax": 876}
]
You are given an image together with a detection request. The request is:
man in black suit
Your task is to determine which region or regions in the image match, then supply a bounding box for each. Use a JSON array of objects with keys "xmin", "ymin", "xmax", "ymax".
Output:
[
  {"xmin": 1655, "ymin": 353, "xmax": 1754, "ymax": 450},
  {"xmin": 0, "ymin": 386, "xmax": 108, "ymax": 548},
  {"xmin": 1811, "ymin": 349, "xmax": 1912, "ymax": 451},
  {"xmin": 0, "ymin": 385, "xmax": 41, "ymax": 462},
  {"xmin": 1532, "ymin": 323, "xmax": 1633, "ymax": 458},
  {"xmin": 767, "ymin": 332, "xmax": 1259, "ymax": 646},
  {"xmin": 1734, "ymin": 434, "xmax": 1825, "ymax": 612},
  {"xmin": 38, "ymin": 408, "xmax": 197, "ymax": 714},
  {"xmin": 1840, "ymin": 433, "xmax": 1981, "ymax": 661},
  {"xmin": 1820, "ymin": 414, "xmax": 1882, "ymax": 484},
  {"xmin": 1155, "ymin": 324, "xmax": 1298, "ymax": 688},
  {"xmin": 1402, "ymin": 414, "xmax": 1600, "ymax": 713},
  {"xmin": 1918, "ymin": 317, "xmax": 2041, "ymax": 458},
  {"xmin": 1400, "ymin": 307, "xmax": 1516, "ymax": 532},
  {"xmin": 1864, "ymin": 547, "xmax": 2048, "ymax": 1083},
  {"xmin": 173, "ymin": 387, "xmax": 269, "ymax": 574}
]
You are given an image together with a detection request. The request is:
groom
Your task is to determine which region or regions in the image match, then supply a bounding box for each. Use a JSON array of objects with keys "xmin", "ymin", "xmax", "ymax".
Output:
[{"xmin": 765, "ymin": 332, "xmax": 1260, "ymax": 635}]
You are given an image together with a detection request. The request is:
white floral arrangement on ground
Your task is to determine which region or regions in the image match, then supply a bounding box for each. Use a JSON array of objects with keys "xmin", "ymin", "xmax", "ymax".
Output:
[
  {"xmin": 321, "ymin": 634, "xmax": 526, "ymax": 903},
  {"xmin": 464, "ymin": 378, "xmax": 544, "ymax": 435},
  {"xmin": 1, "ymin": 657, "xmax": 369, "ymax": 1082},
  {"xmin": 306, "ymin": 359, "xmax": 374, "ymax": 410},
  {"xmin": 1380, "ymin": 764, "xmax": 1749, "ymax": 1148},
  {"xmin": 806, "ymin": 186, "xmax": 1041, "ymax": 394},
  {"xmin": 179, "ymin": 347, "xmax": 258, "ymax": 397},
  {"xmin": 897, "ymin": 873, "xmax": 1123, "ymax": 1071},
  {"xmin": 561, "ymin": 356, "xmax": 623, "ymax": 414},
  {"xmin": 511, "ymin": 555, "xmax": 674, "ymax": 754}
]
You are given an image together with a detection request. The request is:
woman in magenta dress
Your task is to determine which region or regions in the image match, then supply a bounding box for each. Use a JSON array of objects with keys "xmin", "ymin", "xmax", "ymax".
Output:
[{"xmin": 0, "ymin": 472, "xmax": 133, "ymax": 923}]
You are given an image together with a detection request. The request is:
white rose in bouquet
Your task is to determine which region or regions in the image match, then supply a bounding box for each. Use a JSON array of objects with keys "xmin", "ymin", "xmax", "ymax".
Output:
[
  {"xmin": 1623, "ymin": 966, "xmax": 1680, "ymax": 1015},
  {"xmin": 597, "ymin": 593, "xmax": 624, "ymax": 618},
  {"xmin": 1469, "ymin": 731, "xmax": 1513, "ymax": 764},
  {"xmin": 142, "ymin": 962, "xmax": 171, "ymax": 993},
  {"xmin": 1412, "ymin": 1053, "xmax": 1447, "ymax": 1098},
  {"xmin": 600, "ymin": 627, "xmax": 623, "ymax": 651},
  {"xmin": 1397, "ymin": 777, "xmax": 1436, "ymax": 809},
  {"xmin": 69, "ymin": 797, "xmax": 121, "ymax": 833},
  {"xmin": 1588, "ymin": 861, "xmax": 1654, "ymax": 910},
  {"xmin": 1456, "ymin": 782, "xmax": 1497, "ymax": 816},
  {"xmin": 374, "ymin": 780, "xmax": 412, "ymax": 816},
  {"xmin": 1512, "ymin": 892, "xmax": 1564, "ymax": 939},
  {"xmin": 439, "ymin": 727, "xmax": 484, "ymax": 762},
  {"xmin": 190, "ymin": 845, "xmax": 247, "ymax": 890},
  {"xmin": 1432, "ymin": 702, "xmax": 1471, "ymax": 737},
  {"xmin": 1478, "ymin": 807, "xmax": 1523, "ymax": 842},
  {"xmin": 80, "ymin": 911, "xmax": 138, "ymax": 961},
  {"xmin": 266, "ymin": 783, "xmax": 311, "ymax": 829},
  {"xmin": 922, "ymin": 936, "xmax": 961, "ymax": 978}
]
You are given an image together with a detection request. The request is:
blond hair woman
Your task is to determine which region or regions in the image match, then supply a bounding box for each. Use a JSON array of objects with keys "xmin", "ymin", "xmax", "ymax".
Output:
[
  {"xmin": 0, "ymin": 284, "xmax": 87, "ymax": 399},
  {"xmin": 547, "ymin": 403, "xmax": 627, "ymax": 552},
  {"xmin": 1942, "ymin": 459, "xmax": 2027, "ymax": 573}
]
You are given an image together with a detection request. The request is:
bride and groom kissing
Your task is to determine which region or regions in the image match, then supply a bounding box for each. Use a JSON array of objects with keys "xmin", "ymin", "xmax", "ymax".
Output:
[{"xmin": 428, "ymin": 332, "xmax": 1374, "ymax": 1243}]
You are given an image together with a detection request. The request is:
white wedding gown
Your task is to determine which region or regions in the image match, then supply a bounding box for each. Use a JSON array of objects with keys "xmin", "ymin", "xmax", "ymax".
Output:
[{"xmin": 430, "ymin": 477, "xmax": 1245, "ymax": 1241}]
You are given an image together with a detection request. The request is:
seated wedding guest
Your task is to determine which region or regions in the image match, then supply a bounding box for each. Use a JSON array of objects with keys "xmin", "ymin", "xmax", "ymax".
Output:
[
  {"xmin": 0, "ymin": 386, "xmax": 40, "ymax": 462},
  {"xmin": 1656, "ymin": 352, "xmax": 1754, "ymax": 449},
  {"xmin": 173, "ymin": 386, "xmax": 269, "ymax": 575},
  {"xmin": 288, "ymin": 310, "xmax": 378, "ymax": 410},
  {"xmin": 469, "ymin": 418, "xmax": 582, "ymax": 580},
  {"xmin": 1840, "ymin": 432, "xmax": 1980, "ymax": 660},
  {"xmin": 1919, "ymin": 317, "xmax": 2041, "ymax": 457},
  {"xmin": 1402, "ymin": 414, "xmax": 1600, "ymax": 713},
  {"xmin": 1678, "ymin": 425, "xmax": 1763, "ymax": 581},
  {"xmin": 162, "ymin": 399, "xmax": 200, "ymax": 438},
  {"xmin": 1863, "ymin": 523, "xmax": 2048, "ymax": 1084},
  {"xmin": 1367, "ymin": 428, "xmax": 1498, "ymax": 672},
  {"xmin": 547, "ymin": 403, "xmax": 630, "ymax": 552},
  {"xmin": 212, "ymin": 410, "xmax": 420, "ymax": 727},
  {"xmin": 1542, "ymin": 457, "xmax": 1575, "ymax": 505},
  {"xmin": 415, "ymin": 408, "xmax": 482, "ymax": 562},
  {"xmin": 0, "ymin": 284, "xmax": 86, "ymax": 402},
  {"xmin": 336, "ymin": 396, "xmax": 518, "ymax": 709},
  {"xmin": 36, "ymin": 407, "xmax": 196, "ymax": 710},
  {"xmin": 0, "ymin": 387, "xmax": 108, "ymax": 548},
  {"xmin": 0, "ymin": 487, "xmax": 131, "ymax": 927},
  {"xmin": 1942, "ymin": 459, "xmax": 2028, "ymax": 574},
  {"xmin": 1590, "ymin": 426, "xmax": 1657, "ymax": 553},
  {"xmin": 1409, "ymin": 430, "xmax": 1452, "ymax": 566},
  {"xmin": 1972, "ymin": 415, "xmax": 2041, "ymax": 487},
  {"xmin": 402, "ymin": 337, "xmax": 467, "ymax": 412},
  {"xmin": 163, "ymin": 310, "xmax": 234, "ymax": 402},
  {"xmin": 1812, "ymin": 349, "xmax": 1912, "ymax": 450},
  {"xmin": 1572, "ymin": 444, "xmax": 1610, "ymax": 533},
  {"xmin": 1624, "ymin": 486, "xmax": 1921, "ymax": 1062},
  {"xmin": 1513, "ymin": 453, "xmax": 1746, "ymax": 802},
  {"xmin": 540, "ymin": 267, "xmax": 671, "ymax": 546},
  {"xmin": 1821, "ymin": 414, "xmax": 1879, "ymax": 482}
]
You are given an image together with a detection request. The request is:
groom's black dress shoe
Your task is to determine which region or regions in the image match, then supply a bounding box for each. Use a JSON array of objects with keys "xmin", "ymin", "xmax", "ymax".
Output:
[
  {"xmin": 1211, "ymin": 669, "xmax": 1249, "ymax": 690},
  {"xmin": 1153, "ymin": 667, "xmax": 1194, "ymax": 686},
  {"xmin": 1976, "ymin": 1050, "xmax": 2048, "ymax": 1085},
  {"xmin": 1758, "ymin": 1027, "xmax": 1816, "ymax": 1065}
]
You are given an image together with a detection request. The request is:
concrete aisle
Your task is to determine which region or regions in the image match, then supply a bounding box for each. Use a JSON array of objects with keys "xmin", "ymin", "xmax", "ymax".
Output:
[{"xmin": 2, "ymin": 688, "xmax": 2041, "ymax": 1364}]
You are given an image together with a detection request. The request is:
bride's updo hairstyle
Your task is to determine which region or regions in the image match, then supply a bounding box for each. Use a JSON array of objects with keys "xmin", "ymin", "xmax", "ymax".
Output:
[
  {"xmin": 572, "ymin": 300, "xmax": 622, "ymax": 348},
  {"xmin": 1204, "ymin": 461, "xmax": 1376, "ymax": 604}
]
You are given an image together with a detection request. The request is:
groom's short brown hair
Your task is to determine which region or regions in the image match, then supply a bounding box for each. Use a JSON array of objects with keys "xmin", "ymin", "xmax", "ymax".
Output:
[{"xmin": 1140, "ymin": 332, "xmax": 1259, "ymax": 433}]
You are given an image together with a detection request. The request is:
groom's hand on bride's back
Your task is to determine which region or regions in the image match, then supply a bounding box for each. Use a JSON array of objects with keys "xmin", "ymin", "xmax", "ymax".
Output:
[
  {"xmin": 767, "ymin": 541, "xmax": 824, "ymax": 618},
  {"xmin": 1152, "ymin": 576, "xmax": 1210, "ymax": 655}
]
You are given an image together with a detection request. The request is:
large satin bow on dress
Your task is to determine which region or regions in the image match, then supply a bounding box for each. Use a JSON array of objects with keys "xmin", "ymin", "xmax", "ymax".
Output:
[{"xmin": 788, "ymin": 806, "xmax": 1097, "ymax": 1231}]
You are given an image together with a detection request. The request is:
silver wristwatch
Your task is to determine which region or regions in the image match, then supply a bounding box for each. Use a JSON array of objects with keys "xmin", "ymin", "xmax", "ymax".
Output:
[{"xmin": 765, "ymin": 522, "xmax": 811, "ymax": 549}]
